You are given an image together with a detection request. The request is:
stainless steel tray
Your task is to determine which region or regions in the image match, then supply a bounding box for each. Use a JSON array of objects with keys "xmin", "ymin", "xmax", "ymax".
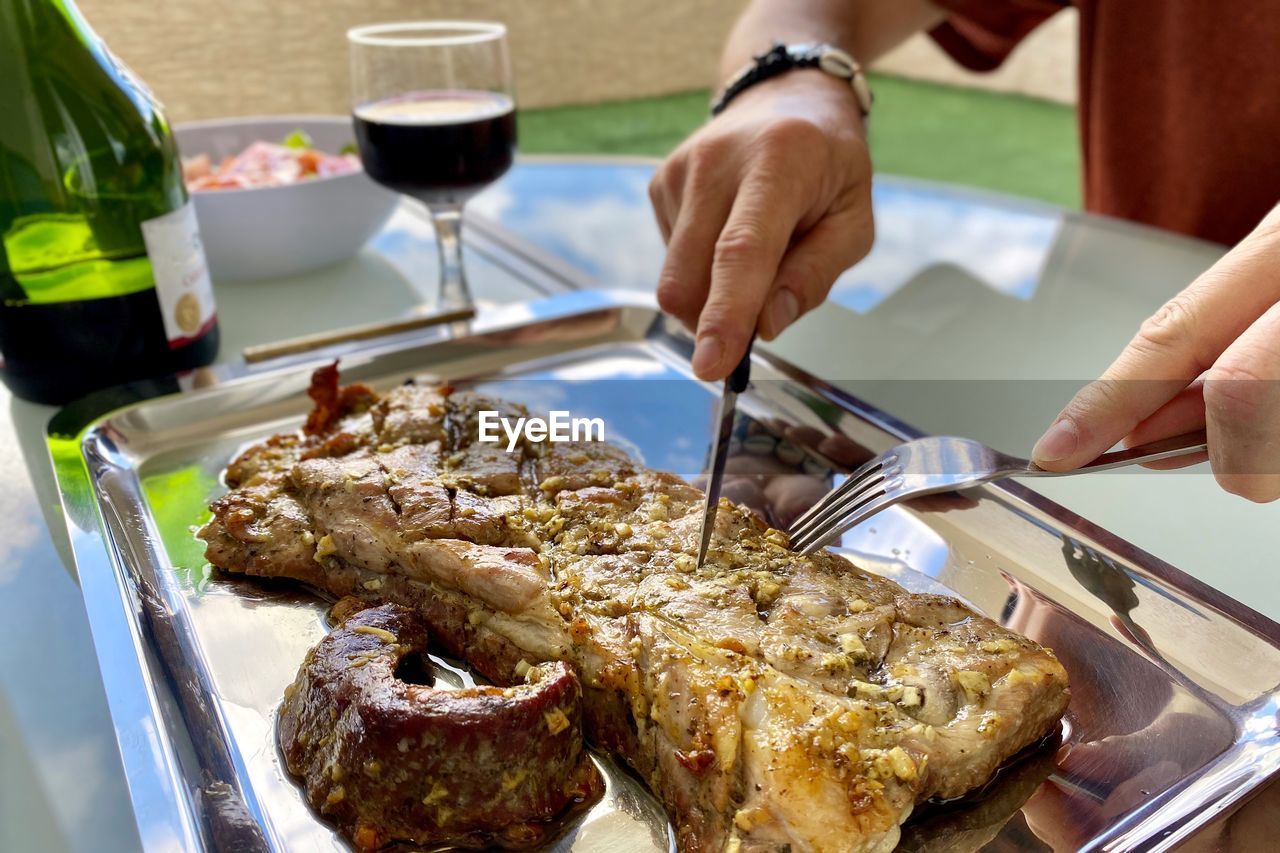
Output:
[{"xmin": 51, "ymin": 291, "xmax": 1280, "ymax": 852}]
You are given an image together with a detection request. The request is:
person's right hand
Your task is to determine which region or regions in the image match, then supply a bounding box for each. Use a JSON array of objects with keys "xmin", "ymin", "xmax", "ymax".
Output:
[{"xmin": 649, "ymin": 69, "xmax": 875, "ymax": 380}]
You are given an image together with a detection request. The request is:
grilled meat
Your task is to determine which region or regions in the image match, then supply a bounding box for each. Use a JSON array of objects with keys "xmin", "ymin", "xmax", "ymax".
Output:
[
  {"xmin": 279, "ymin": 602, "xmax": 600, "ymax": 851},
  {"xmin": 201, "ymin": 369, "xmax": 1069, "ymax": 852}
]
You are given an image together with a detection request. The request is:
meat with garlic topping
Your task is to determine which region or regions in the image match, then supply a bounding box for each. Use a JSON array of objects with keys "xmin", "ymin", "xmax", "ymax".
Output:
[{"xmin": 201, "ymin": 369, "xmax": 1069, "ymax": 852}]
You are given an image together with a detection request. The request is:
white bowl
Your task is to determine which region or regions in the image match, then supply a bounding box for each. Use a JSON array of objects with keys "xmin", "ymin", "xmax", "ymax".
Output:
[{"xmin": 175, "ymin": 116, "xmax": 399, "ymax": 282}]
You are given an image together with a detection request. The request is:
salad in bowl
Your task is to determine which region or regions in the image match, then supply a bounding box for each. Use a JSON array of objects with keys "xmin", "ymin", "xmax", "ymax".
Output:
[{"xmin": 175, "ymin": 118, "xmax": 398, "ymax": 281}]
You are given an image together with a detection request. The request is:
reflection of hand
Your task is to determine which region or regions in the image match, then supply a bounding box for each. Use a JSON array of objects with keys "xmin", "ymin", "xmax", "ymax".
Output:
[
  {"xmin": 700, "ymin": 452, "xmax": 979, "ymax": 531},
  {"xmin": 1032, "ymin": 203, "xmax": 1280, "ymax": 501},
  {"xmin": 1023, "ymin": 705, "xmax": 1235, "ymax": 849},
  {"xmin": 1001, "ymin": 576, "xmax": 1244, "ymax": 850},
  {"xmin": 693, "ymin": 455, "xmax": 823, "ymax": 528},
  {"xmin": 774, "ymin": 420, "xmax": 874, "ymax": 469},
  {"xmin": 649, "ymin": 70, "xmax": 874, "ymax": 380}
]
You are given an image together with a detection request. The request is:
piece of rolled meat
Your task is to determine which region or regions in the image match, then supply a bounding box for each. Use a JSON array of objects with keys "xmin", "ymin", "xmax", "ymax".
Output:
[{"xmin": 278, "ymin": 601, "xmax": 602, "ymax": 850}]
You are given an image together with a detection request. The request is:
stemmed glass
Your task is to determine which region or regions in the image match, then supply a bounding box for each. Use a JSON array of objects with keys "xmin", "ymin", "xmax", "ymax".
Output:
[{"xmin": 347, "ymin": 21, "xmax": 516, "ymax": 313}]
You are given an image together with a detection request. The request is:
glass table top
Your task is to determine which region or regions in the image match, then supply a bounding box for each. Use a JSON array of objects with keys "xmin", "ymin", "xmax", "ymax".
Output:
[{"xmin": 2, "ymin": 156, "xmax": 1272, "ymax": 853}]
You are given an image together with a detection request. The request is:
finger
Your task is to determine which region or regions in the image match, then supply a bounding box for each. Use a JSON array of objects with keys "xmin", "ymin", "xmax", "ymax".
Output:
[
  {"xmin": 904, "ymin": 492, "xmax": 981, "ymax": 514},
  {"xmin": 1202, "ymin": 299, "xmax": 1280, "ymax": 501},
  {"xmin": 649, "ymin": 154, "xmax": 687, "ymax": 243},
  {"xmin": 648, "ymin": 178, "xmax": 672, "ymax": 242},
  {"xmin": 1108, "ymin": 614, "xmax": 1155, "ymax": 651},
  {"xmin": 1122, "ymin": 381, "xmax": 1209, "ymax": 470},
  {"xmin": 759, "ymin": 204, "xmax": 873, "ymax": 340},
  {"xmin": 784, "ymin": 425, "xmax": 825, "ymax": 447},
  {"xmin": 654, "ymin": 163, "xmax": 735, "ymax": 333},
  {"xmin": 818, "ymin": 433, "xmax": 872, "ymax": 468},
  {"xmin": 761, "ymin": 474, "xmax": 830, "ymax": 529},
  {"xmin": 694, "ymin": 170, "xmax": 803, "ymax": 379},
  {"xmin": 1033, "ymin": 214, "xmax": 1280, "ymax": 471}
]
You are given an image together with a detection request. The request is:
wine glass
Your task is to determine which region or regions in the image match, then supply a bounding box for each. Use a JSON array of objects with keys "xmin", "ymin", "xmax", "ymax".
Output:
[{"xmin": 347, "ymin": 21, "xmax": 515, "ymax": 313}]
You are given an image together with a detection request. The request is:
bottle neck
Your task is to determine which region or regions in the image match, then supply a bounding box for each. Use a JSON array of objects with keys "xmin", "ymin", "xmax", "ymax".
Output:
[{"xmin": 1, "ymin": 0, "xmax": 106, "ymax": 74}]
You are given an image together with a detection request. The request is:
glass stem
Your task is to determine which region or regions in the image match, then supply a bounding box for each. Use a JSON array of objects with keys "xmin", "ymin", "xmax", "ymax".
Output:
[{"xmin": 429, "ymin": 204, "xmax": 472, "ymax": 312}]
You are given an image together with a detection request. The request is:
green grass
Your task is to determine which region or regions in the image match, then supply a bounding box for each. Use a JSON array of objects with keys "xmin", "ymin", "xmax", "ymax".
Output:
[
  {"xmin": 519, "ymin": 73, "xmax": 1081, "ymax": 208},
  {"xmin": 520, "ymin": 90, "xmax": 713, "ymax": 158}
]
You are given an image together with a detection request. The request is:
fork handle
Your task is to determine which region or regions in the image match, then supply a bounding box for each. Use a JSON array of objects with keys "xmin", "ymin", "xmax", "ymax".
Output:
[{"xmin": 1027, "ymin": 429, "xmax": 1208, "ymax": 475}]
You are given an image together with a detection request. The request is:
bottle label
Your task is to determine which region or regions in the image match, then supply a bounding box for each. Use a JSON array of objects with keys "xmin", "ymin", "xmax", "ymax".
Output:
[{"xmin": 140, "ymin": 200, "xmax": 216, "ymax": 348}]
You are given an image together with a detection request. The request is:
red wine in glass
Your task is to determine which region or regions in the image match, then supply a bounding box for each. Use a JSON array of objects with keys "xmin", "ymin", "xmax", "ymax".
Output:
[
  {"xmin": 348, "ymin": 21, "xmax": 513, "ymax": 313},
  {"xmin": 354, "ymin": 90, "xmax": 516, "ymax": 205}
]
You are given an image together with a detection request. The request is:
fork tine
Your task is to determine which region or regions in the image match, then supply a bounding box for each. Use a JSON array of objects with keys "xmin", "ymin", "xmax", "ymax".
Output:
[
  {"xmin": 788, "ymin": 465, "xmax": 886, "ymax": 546},
  {"xmin": 790, "ymin": 466, "xmax": 893, "ymax": 550},
  {"xmin": 796, "ymin": 490, "xmax": 895, "ymax": 555},
  {"xmin": 788, "ymin": 455, "xmax": 885, "ymax": 536},
  {"xmin": 788, "ymin": 472, "xmax": 885, "ymax": 547},
  {"xmin": 789, "ymin": 474, "xmax": 887, "ymax": 552},
  {"xmin": 1083, "ymin": 543, "xmax": 1116, "ymax": 572}
]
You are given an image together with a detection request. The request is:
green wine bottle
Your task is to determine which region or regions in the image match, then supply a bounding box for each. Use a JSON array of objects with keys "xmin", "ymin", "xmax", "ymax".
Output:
[{"xmin": 0, "ymin": 0, "xmax": 218, "ymax": 405}]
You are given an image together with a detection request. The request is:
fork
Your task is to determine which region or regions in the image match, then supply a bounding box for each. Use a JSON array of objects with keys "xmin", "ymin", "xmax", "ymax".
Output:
[{"xmin": 788, "ymin": 429, "xmax": 1208, "ymax": 554}]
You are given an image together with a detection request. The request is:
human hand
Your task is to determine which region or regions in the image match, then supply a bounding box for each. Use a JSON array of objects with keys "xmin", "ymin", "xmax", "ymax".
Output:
[
  {"xmin": 1032, "ymin": 203, "xmax": 1280, "ymax": 501},
  {"xmin": 649, "ymin": 70, "xmax": 874, "ymax": 380}
]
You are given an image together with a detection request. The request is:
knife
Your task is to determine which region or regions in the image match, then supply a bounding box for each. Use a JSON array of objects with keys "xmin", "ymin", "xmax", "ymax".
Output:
[{"xmin": 696, "ymin": 337, "xmax": 755, "ymax": 567}]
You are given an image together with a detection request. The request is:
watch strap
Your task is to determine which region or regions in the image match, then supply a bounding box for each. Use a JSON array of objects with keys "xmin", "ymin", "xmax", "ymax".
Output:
[{"xmin": 711, "ymin": 42, "xmax": 873, "ymax": 119}]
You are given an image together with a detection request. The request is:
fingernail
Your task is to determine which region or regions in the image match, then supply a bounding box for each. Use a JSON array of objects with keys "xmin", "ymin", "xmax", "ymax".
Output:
[
  {"xmin": 765, "ymin": 290, "xmax": 800, "ymax": 338},
  {"xmin": 1033, "ymin": 417, "xmax": 1080, "ymax": 463},
  {"xmin": 692, "ymin": 334, "xmax": 724, "ymax": 377}
]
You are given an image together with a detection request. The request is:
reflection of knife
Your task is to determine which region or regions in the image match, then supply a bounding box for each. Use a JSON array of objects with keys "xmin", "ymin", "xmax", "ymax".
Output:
[{"xmin": 696, "ymin": 339, "xmax": 754, "ymax": 568}]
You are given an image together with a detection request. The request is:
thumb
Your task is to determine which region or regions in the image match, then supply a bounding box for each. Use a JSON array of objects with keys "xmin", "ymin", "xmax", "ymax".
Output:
[
  {"xmin": 1035, "ymin": 205, "xmax": 1280, "ymax": 471},
  {"xmin": 1032, "ymin": 377, "xmax": 1188, "ymax": 471}
]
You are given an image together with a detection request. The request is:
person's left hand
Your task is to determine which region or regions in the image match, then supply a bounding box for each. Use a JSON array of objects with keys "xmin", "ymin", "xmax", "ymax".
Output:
[{"xmin": 1032, "ymin": 202, "xmax": 1280, "ymax": 501}]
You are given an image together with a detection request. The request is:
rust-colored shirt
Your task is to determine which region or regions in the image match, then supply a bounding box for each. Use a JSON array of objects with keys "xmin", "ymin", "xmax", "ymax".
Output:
[{"xmin": 929, "ymin": 0, "xmax": 1280, "ymax": 245}]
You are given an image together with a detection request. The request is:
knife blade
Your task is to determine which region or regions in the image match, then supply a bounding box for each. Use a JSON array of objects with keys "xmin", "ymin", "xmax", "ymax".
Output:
[{"xmin": 696, "ymin": 338, "xmax": 754, "ymax": 567}]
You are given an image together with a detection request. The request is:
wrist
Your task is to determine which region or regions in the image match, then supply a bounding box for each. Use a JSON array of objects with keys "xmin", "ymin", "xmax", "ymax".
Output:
[{"xmin": 719, "ymin": 69, "xmax": 868, "ymax": 136}]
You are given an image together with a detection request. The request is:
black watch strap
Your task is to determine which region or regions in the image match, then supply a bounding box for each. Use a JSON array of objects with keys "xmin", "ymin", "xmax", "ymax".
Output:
[
  {"xmin": 712, "ymin": 44, "xmax": 814, "ymax": 115},
  {"xmin": 711, "ymin": 42, "xmax": 873, "ymax": 118}
]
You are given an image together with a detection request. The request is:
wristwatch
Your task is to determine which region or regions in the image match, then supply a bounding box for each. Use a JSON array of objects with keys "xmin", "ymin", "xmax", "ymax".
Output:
[{"xmin": 711, "ymin": 42, "xmax": 874, "ymax": 119}]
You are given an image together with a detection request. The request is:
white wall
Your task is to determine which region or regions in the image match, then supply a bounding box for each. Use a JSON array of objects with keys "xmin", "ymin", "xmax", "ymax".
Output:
[{"xmin": 76, "ymin": 0, "xmax": 1077, "ymax": 121}]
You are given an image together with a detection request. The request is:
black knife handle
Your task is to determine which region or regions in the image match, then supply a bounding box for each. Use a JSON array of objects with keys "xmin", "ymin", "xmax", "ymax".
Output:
[{"xmin": 728, "ymin": 336, "xmax": 755, "ymax": 394}]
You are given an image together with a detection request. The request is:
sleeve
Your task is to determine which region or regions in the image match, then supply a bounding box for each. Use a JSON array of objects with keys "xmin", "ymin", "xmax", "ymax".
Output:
[{"xmin": 926, "ymin": 0, "xmax": 1069, "ymax": 72}]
